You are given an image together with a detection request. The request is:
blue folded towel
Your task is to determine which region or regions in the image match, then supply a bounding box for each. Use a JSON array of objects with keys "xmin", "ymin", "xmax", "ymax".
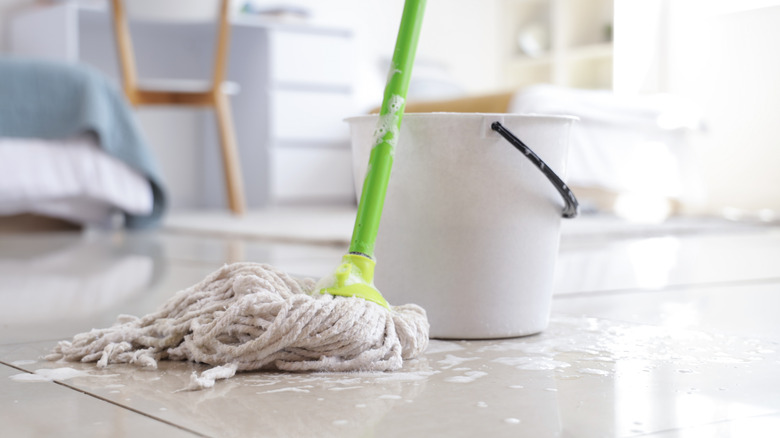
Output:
[{"xmin": 0, "ymin": 56, "xmax": 166, "ymax": 229}]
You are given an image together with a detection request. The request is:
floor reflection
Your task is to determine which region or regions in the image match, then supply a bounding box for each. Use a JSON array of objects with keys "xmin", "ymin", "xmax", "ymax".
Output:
[{"xmin": 0, "ymin": 232, "xmax": 166, "ymax": 343}]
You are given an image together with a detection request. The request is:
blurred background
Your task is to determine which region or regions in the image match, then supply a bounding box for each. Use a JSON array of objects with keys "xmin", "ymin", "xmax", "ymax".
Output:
[{"xmin": 1, "ymin": 0, "xmax": 779, "ymax": 227}]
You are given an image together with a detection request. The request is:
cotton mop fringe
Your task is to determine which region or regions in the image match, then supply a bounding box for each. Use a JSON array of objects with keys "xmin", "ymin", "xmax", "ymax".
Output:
[{"xmin": 47, "ymin": 262, "xmax": 429, "ymax": 389}]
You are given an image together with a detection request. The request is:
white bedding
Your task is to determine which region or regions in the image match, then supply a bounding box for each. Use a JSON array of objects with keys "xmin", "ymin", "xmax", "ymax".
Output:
[
  {"xmin": 509, "ymin": 85, "xmax": 702, "ymax": 202},
  {"xmin": 0, "ymin": 135, "xmax": 153, "ymax": 227}
]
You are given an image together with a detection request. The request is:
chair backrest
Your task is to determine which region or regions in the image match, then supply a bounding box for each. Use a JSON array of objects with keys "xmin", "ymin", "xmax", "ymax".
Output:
[{"xmin": 110, "ymin": 0, "xmax": 232, "ymax": 103}]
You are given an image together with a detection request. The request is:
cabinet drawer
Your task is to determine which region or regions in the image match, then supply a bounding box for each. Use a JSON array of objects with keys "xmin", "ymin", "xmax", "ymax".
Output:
[
  {"xmin": 269, "ymin": 90, "xmax": 354, "ymax": 144},
  {"xmin": 269, "ymin": 148, "xmax": 355, "ymax": 202},
  {"xmin": 269, "ymin": 30, "xmax": 353, "ymax": 89}
]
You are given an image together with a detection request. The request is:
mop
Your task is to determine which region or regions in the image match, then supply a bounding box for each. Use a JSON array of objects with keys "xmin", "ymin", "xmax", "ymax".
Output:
[{"xmin": 47, "ymin": 0, "xmax": 429, "ymax": 390}]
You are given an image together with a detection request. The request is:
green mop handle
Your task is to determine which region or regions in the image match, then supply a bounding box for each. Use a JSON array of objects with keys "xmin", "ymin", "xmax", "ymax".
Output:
[{"xmin": 349, "ymin": 0, "xmax": 426, "ymax": 258}]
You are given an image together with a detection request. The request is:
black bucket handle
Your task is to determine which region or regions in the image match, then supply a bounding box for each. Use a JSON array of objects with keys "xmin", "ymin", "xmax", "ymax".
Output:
[{"xmin": 491, "ymin": 121, "xmax": 579, "ymax": 219}]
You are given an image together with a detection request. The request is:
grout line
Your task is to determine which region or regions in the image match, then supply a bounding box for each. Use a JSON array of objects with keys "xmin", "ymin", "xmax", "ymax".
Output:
[
  {"xmin": 0, "ymin": 360, "xmax": 22, "ymax": 369},
  {"xmin": 51, "ymin": 382, "xmax": 213, "ymax": 438},
  {"xmin": 554, "ymin": 276, "xmax": 780, "ymax": 300},
  {"xmin": 0, "ymin": 361, "xmax": 212, "ymax": 438}
]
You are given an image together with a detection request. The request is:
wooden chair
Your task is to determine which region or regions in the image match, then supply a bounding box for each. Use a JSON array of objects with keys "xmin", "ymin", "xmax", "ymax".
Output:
[{"xmin": 110, "ymin": 0, "xmax": 246, "ymax": 214}]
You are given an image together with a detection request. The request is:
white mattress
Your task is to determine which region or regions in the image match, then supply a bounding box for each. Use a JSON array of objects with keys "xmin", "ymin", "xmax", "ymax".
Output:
[
  {"xmin": 0, "ymin": 135, "xmax": 153, "ymax": 227},
  {"xmin": 509, "ymin": 85, "xmax": 702, "ymax": 201}
]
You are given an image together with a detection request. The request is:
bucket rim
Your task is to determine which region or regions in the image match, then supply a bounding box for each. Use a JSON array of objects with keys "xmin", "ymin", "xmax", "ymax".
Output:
[{"xmin": 344, "ymin": 112, "xmax": 579, "ymax": 123}]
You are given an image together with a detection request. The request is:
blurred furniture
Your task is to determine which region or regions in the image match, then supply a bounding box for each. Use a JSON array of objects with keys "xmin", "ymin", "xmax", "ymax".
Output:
[
  {"xmin": 403, "ymin": 85, "xmax": 701, "ymax": 218},
  {"xmin": 0, "ymin": 214, "xmax": 82, "ymax": 233},
  {"xmin": 0, "ymin": 57, "xmax": 165, "ymax": 229},
  {"xmin": 382, "ymin": 91, "xmax": 515, "ymax": 115},
  {"xmin": 11, "ymin": 3, "xmax": 356, "ymax": 209},
  {"xmin": 110, "ymin": 0, "xmax": 245, "ymax": 214}
]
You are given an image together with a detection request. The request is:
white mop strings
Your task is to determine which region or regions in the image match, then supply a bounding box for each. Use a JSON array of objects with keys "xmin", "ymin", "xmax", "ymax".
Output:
[{"xmin": 47, "ymin": 262, "xmax": 429, "ymax": 387}]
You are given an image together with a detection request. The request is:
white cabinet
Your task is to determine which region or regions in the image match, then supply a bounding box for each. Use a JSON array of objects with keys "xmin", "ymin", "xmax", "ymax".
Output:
[
  {"xmin": 260, "ymin": 27, "xmax": 357, "ymax": 205},
  {"xmin": 268, "ymin": 30, "xmax": 353, "ymax": 88},
  {"xmin": 499, "ymin": 0, "xmax": 614, "ymax": 89},
  {"xmin": 10, "ymin": 4, "xmax": 357, "ymax": 208}
]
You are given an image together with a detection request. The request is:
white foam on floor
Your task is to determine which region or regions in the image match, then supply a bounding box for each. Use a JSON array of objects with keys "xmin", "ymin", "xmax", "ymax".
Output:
[{"xmin": 10, "ymin": 367, "xmax": 91, "ymax": 382}]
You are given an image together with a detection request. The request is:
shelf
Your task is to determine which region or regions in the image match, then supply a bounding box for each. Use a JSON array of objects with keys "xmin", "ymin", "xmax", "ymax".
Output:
[
  {"xmin": 501, "ymin": 0, "xmax": 614, "ymax": 90},
  {"xmin": 565, "ymin": 57, "xmax": 612, "ymax": 89},
  {"xmin": 509, "ymin": 42, "xmax": 612, "ymax": 66},
  {"xmin": 508, "ymin": 53, "xmax": 553, "ymax": 68},
  {"xmin": 566, "ymin": 42, "xmax": 613, "ymax": 60},
  {"xmin": 505, "ymin": 62, "xmax": 552, "ymax": 88}
]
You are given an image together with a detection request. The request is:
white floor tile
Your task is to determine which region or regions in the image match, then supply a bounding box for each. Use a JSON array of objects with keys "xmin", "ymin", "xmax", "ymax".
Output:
[
  {"xmin": 555, "ymin": 229, "xmax": 780, "ymax": 295},
  {"xmin": 640, "ymin": 413, "xmax": 780, "ymax": 438},
  {"xmin": 4, "ymin": 316, "xmax": 780, "ymax": 438},
  {"xmin": 553, "ymin": 281, "xmax": 780, "ymax": 341},
  {"xmin": 163, "ymin": 206, "xmax": 356, "ymax": 246},
  {"xmin": 0, "ymin": 261, "xmax": 219, "ymax": 345},
  {"xmin": 0, "ymin": 363, "xmax": 199, "ymax": 437},
  {"xmin": 2, "ymin": 214, "xmax": 779, "ymax": 436}
]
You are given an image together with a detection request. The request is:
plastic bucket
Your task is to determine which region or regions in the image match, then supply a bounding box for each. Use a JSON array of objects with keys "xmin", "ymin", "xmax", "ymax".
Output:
[{"xmin": 347, "ymin": 113, "xmax": 577, "ymax": 339}]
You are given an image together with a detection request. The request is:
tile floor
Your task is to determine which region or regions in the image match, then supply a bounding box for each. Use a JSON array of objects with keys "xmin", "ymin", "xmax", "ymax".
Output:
[{"xmin": 2, "ymin": 212, "xmax": 780, "ymax": 437}]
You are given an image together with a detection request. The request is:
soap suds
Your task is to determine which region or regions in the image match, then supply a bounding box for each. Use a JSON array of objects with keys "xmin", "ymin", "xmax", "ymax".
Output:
[
  {"xmin": 579, "ymin": 368, "xmax": 610, "ymax": 376},
  {"xmin": 444, "ymin": 371, "xmax": 487, "ymax": 383},
  {"xmin": 10, "ymin": 367, "xmax": 90, "ymax": 382},
  {"xmin": 372, "ymin": 94, "xmax": 405, "ymax": 150},
  {"xmin": 184, "ymin": 363, "xmax": 237, "ymax": 391},
  {"xmin": 493, "ymin": 356, "xmax": 570, "ymax": 371},
  {"xmin": 425, "ymin": 340, "xmax": 464, "ymax": 355},
  {"xmin": 438, "ymin": 354, "xmax": 478, "ymax": 370},
  {"xmin": 259, "ymin": 387, "xmax": 311, "ymax": 394},
  {"xmin": 328, "ymin": 386, "xmax": 363, "ymax": 392},
  {"xmin": 249, "ymin": 381, "xmax": 278, "ymax": 387},
  {"xmin": 324, "ymin": 377, "xmax": 362, "ymax": 385},
  {"xmin": 373, "ymin": 370, "xmax": 438, "ymax": 382}
]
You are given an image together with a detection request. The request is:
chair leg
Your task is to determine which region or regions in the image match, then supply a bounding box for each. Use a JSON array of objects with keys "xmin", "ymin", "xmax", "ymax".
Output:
[{"xmin": 213, "ymin": 92, "xmax": 246, "ymax": 215}]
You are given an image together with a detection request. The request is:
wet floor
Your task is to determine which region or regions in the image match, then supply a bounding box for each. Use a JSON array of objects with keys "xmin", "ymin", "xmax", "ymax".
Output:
[{"xmin": 2, "ymin": 212, "xmax": 780, "ymax": 437}]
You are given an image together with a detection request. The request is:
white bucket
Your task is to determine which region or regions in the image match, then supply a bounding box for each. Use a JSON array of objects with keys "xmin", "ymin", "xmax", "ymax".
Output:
[{"xmin": 347, "ymin": 113, "xmax": 577, "ymax": 339}]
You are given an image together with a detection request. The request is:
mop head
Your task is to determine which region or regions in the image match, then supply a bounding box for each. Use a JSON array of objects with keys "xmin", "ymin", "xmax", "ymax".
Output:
[{"xmin": 47, "ymin": 262, "xmax": 429, "ymax": 390}]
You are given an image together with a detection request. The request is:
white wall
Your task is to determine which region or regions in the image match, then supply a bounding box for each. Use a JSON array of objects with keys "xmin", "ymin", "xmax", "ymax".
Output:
[
  {"xmin": 668, "ymin": 2, "xmax": 780, "ymax": 215},
  {"xmin": 615, "ymin": 0, "xmax": 780, "ymax": 216},
  {"xmin": 288, "ymin": 0, "xmax": 503, "ymax": 109}
]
